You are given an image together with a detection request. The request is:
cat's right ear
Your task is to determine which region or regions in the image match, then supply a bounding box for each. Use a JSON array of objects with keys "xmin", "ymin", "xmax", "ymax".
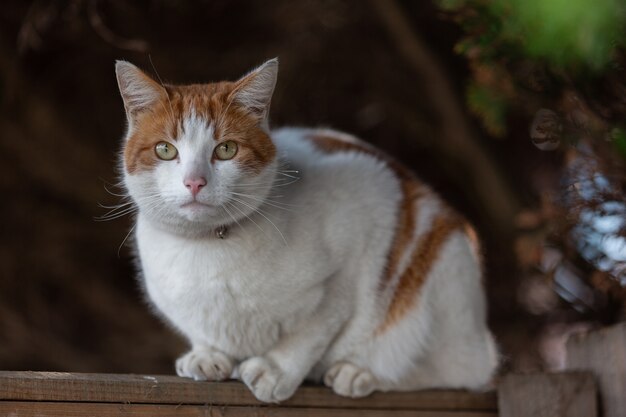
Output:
[
  {"xmin": 230, "ymin": 58, "xmax": 278, "ymax": 124},
  {"xmin": 115, "ymin": 61, "xmax": 165, "ymax": 124}
]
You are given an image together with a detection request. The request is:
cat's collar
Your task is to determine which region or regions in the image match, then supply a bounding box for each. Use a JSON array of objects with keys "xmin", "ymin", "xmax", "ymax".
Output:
[{"xmin": 215, "ymin": 225, "xmax": 228, "ymax": 239}]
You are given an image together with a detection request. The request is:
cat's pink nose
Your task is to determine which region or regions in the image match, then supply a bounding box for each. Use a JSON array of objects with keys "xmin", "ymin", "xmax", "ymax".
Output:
[{"xmin": 184, "ymin": 177, "xmax": 207, "ymax": 197}]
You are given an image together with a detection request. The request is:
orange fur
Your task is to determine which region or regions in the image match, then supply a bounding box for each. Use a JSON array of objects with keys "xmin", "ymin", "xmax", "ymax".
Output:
[
  {"xmin": 378, "ymin": 214, "xmax": 464, "ymax": 332},
  {"xmin": 382, "ymin": 180, "xmax": 422, "ymax": 287},
  {"xmin": 462, "ymin": 221, "xmax": 484, "ymax": 283},
  {"xmin": 305, "ymin": 133, "xmax": 425, "ymax": 291},
  {"xmin": 305, "ymin": 133, "xmax": 477, "ymax": 333},
  {"xmin": 125, "ymin": 78, "xmax": 275, "ymax": 174}
]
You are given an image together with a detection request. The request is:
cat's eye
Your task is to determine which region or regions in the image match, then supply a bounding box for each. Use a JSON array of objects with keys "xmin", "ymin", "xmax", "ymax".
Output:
[
  {"xmin": 155, "ymin": 141, "xmax": 178, "ymax": 161},
  {"xmin": 214, "ymin": 140, "xmax": 238, "ymax": 160}
]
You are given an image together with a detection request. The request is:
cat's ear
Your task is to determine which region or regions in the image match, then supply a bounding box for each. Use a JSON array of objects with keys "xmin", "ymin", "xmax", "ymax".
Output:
[
  {"xmin": 231, "ymin": 58, "xmax": 278, "ymax": 122},
  {"xmin": 115, "ymin": 61, "xmax": 165, "ymax": 121}
]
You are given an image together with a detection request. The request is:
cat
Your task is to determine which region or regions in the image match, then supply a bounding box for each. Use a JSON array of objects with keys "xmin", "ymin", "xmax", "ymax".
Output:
[{"xmin": 114, "ymin": 58, "xmax": 498, "ymax": 403}]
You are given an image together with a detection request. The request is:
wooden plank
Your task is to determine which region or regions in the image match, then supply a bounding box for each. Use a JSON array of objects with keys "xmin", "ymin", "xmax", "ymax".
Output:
[
  {"xmin": 567, "ymin": 323, "xmax": 626, "ymax": 417},
  {"xmin": 0, "ymin": 401, "xmax": 498, "ymax": 417},
  {"xmin": 497, "ymin": 372, "xmax": 597, "ymax": 417},
  {"xmin": 0, "ymin": 371, "xmax": 497, "ymax": 411}
]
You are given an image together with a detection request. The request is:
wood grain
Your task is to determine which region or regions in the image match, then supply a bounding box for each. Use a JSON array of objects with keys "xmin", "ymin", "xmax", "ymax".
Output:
[
  {"xmin": 0, "ymin": 401, "xmax": 498, "ymax": 417},
  {"xmin": 567, "ymin": 323, "xmax": 626, "ymax": 417},
  {"xmin": 497, "ymin": 372, "xmax": 597, "ymax": 417},
  {"xmin": 0, "ymin": 371, "xmax": 497, "ymax": 411}
]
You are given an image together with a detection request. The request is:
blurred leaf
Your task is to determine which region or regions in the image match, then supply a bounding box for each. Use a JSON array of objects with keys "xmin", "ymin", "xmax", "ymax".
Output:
[
  {"xmin": 466, "ymin": 81, "xmax": 508, "ymax": 136},
  {"xmin": 437, "ymin": 0, "xmax": 467, "ymax": 11},
  {"xmin": 610, "ymin": 127, "xmax": 626, "ymax": 159},
  {"xmin": 492, "ymin": 0, "xmax": 626, "ymax": 72}
]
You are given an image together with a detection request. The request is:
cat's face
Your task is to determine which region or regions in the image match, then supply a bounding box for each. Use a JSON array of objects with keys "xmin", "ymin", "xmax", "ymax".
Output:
[{"xmin": 116, "ymin": 59, "xmax": 279, "ymax": 235}]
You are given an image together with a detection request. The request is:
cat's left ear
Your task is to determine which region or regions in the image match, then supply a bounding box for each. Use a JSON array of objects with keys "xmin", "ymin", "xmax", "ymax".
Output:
[
  {"xmin": 231, "ymin": 58, "xmax": 278, "ymax": 123},
  {"xmin": 115, "ymin": 60, "xmax": 166, "ymax": 127}
]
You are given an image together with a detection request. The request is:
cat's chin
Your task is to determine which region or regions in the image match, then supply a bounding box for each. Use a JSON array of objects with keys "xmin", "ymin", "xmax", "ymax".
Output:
[
  {"xmin": 181, "ymin": 201, "xmax": 218, "ymax": 211},
  {"xmin": 179, "ymin": 202, "xmax": 221, "ymax": 221},
  {"xmin": 145, "ymin": 209, "xmax": 227, "ymax": 238}
]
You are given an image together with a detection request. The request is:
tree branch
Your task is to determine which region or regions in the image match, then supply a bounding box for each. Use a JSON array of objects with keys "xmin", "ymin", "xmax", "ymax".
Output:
[{"xmin": 369, "ymin": 0, "xmax": 519, "ymax": 230}]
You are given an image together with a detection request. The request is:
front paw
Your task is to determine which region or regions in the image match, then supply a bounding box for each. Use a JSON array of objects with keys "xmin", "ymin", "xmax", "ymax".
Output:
[
  {"xmin": 239, "ymin": 356, "xmax": 299, "ymax": 403},
  {"xmin": 324, "ymin": 361, "xmax": 377, "ymax": 398},
  {"xmin": 176, "ymin": 347, "xmax": 233, "ymax": 381}
]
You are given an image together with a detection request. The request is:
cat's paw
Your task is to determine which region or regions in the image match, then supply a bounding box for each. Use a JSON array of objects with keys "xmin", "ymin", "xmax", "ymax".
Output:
[
  {"xmin": 324, "ymin": 361, "xmax": 377, "ymax": 398},
  {"xmin": 238, "ymin": 356, "xmax": 298, "ymax": 403},
  {"xmin": 176, "ymin": 347, "xmax": 233, "ymax": 381}
]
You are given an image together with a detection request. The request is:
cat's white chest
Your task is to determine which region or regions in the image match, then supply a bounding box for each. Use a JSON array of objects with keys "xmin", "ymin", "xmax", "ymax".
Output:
[{"xmin": 136, "ymin": 217, "xmax": 287, "ymax": 359}]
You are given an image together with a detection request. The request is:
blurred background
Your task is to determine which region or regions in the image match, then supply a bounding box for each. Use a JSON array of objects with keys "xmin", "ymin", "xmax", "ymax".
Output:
[{"xmin": 0, "ymin": 0, "xmax": 625, "ymax": 376}]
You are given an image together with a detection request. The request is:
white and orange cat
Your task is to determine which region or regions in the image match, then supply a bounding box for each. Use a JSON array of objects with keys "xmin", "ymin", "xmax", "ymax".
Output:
[{"xmin": 115, "ymin": 58, "xmax": 498, "ymax": 403}]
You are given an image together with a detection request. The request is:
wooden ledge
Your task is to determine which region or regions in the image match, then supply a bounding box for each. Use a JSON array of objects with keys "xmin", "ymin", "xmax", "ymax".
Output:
[{"xmin": 0, "ymin": 371, "xmax": 497, "ymax": 416}]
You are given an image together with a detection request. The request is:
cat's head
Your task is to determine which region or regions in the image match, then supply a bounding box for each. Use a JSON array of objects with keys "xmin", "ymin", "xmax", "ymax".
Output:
[{"xmin": 115, "ymin": 59, "xmax": 279, "ymax": 235}]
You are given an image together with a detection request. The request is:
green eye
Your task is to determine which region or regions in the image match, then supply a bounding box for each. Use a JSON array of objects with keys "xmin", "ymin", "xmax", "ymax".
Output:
[
  {"xmin": 214, "ymin": 140, "xmax": 238, "ymax": 160},
  {"xmin": 155, "ymin": 141, "xmax": 178, "ymax": 160}
]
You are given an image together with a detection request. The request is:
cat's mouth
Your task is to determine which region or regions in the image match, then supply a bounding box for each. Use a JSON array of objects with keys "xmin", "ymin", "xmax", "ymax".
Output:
[{"xmin": 180, "ymin": 201, "xmax": 217, "ymax": 210}]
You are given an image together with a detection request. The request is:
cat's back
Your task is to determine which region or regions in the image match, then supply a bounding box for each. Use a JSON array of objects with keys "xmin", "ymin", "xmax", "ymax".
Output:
[
  {"xmin": 270, "ymin": 127, "xmax": 417, "ymax": 202},
  {"xmin": 269, "ymin": 126, "xmax": 468, "ymax": 275},
  {"xmin": 270, "ymin": 127, "xmax": 415, "ymax": 246},
  {"xmin": 272, "ymin": 127, "xmax": 421, "ymax": 186},
  {"xmin": 270, "ymin": 127, "xmax": 438, "ymax": 220},
  {"xmin": 271, "ymin": 127, "xmax": 390, "ymax": 169}
]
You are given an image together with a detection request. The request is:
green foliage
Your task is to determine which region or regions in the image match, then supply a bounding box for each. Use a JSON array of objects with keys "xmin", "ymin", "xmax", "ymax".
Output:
[
  {"xmin": 492, "ymin": 0, "xmax": 625, "ymax": 72},
  {"xmin": 438, "ymin": 0, "xmax": 626, "ymax": 141},
  {"xmin": 441, "ymin": 0, "xmax": 626, "ymax": 72},
  {"xmin": 438, "ymin": 0, "xmax": 466, "ymax": 11},
  {"xmin": 610, "ymin": 128, "xmax": 626, "ymax": 159},
  {"xmin": 466, "ymin": 81, "xmax": 508, "ymax": 137}
]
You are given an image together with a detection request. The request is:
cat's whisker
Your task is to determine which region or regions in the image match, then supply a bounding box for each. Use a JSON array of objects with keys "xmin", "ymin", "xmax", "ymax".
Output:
[
  {"xmin": 263, "ymin": 181, "xmax": 299, "ymax": 190},
  {"xmin": 96, "ymin": 212, "xmax": 136, "ymax": 222},
  {"xmin": 97, "ymin": 206, "xmax": 135, "ymax": 217},
  {"xmin": 231, "ymin": 181, "xmax": 292, "ymax": 189},
  {"xmin": 275, "ymin": 172, "xmax": 299, "ymax": 180},
  {"xmin": 98, "ymin": 184, "xmax": 133, "ymax": 216},
  {"xmin": 230, "ymin": 190, "xmax": 292, "ymax": 204},
  {"xmin": 263, "ymin": 194, "xmax": 299, "ymax": 206},
  {"xmin": 221, "ymin": 202, "xmax": 238, "ymax": 226},
  {"xmin": 100, "ymin": 177, "xmax": 129, "ymax": 196},
  {"xmin": 229, "ymin": 191, "xmax": 298, "ymax": 212},
  {"xmin": 232, "ymin": 177, "xmax": 300, "ymax": 189},
  {"xmin": 103, "ymin": 184, "xmax": 129, "ymax": 198},
  {"xmin": 229, "ymin": 195, "xmax": 281, "ymax": 220},
  {"xmin": 222, "ymin": 202, "xmax": 247, "ymax": 239},
  {"xmin": 96, "ymin": 192, "xmax": 165, "ymax": 222},
  {"xmin": 96, "ymin": 206, "xmax": 138, "ymax": 221},
  {"xmin": 98, "ymin": 201, "xmax": 134, "ymax": 210},
  {"xmin": 229, "ymin": 196, "xmax": 287, "ymax": 246},
  {"xmin": 226, "ymin": 199, "xmax": 272, "ymax": 241},
  {"xmin": 117, "ymin": 224, "xmax": 136, "ymax": 257},
  {"xmin": 247, "ymin": 198, "xmax": 296, "ymax": 212},
  {"xmin": 141, "ymin": 197, "xmax": 170, "ymax": 218}
]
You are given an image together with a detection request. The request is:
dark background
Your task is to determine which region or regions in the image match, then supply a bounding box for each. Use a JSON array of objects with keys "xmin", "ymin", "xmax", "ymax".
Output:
[{"xmin": 1, "ymin": 0, "xmax": 623, "ymax": 376}]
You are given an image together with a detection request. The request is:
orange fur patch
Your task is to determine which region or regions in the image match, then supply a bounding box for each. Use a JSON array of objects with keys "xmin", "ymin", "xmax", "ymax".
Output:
[
  {"xmin": 382, "ymin": 180, "xmax": 422, "ymax": 287},
  {"xmin": 125, "ymin": 81, "xmax": 275, "ymax": 174},
  {"xmin": 378, "ymin": 214, "xmax": 464, "ymax": 332},
  {"xmin": 463, "ymin": 221, "xmax": 484, "ymax": 281},
  {"xmin": 305, "ymin": 133, "xmax": 477, "ymax": 334},
  {"xmin": 306, "ymin": 133, "xmax": 423, "ymax": 290},
  {"xmin": 307, "ymin": 134, "xmax": 378, "ymax": 156}
]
